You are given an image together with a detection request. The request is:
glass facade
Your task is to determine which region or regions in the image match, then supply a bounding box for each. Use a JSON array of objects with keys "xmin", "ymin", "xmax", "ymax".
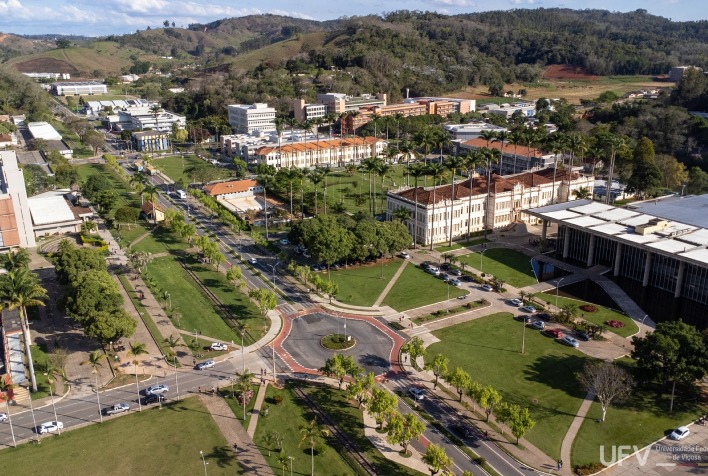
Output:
[
  {"xmin": 619, "ymin": 244, "xmax": 646, "ymax": 282},
  {"xmin": 682, "ymin": 264, "xmax": 708, "ymax": 305},
  {"xmin": 566, "ymin": 227, "xmax": 591, "ymax": 265},
  {"xmin": 648, "ymin": 253, "xmax": 679, "ymax": 293},
  {"xmin": 593, "ymin": 236, "xmax": 617, "ymax": 268}
]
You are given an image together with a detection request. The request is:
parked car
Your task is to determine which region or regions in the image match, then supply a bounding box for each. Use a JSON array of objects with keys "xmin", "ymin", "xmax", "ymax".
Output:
[
  {"xmin": 142, "ymin": 394, "xmax": 165, "ymax": 406},
  {"xmin": 537, "ymin": 312, "xmax": 552, "ymax": 322},
  {"xmin": 450, "ymin": 279, "xmax": 461, "ymax": 287},
  {"xmin": 408, "ymin": 387, "xmax": 425, "ymax": 400},
  {"xmin": 669, "ymin": 426, "xmax": 690, "ymax": 440},
  {"xmin": 441, "ymin": 263, "xmax": 451, "ymax": 271},
  {"xmin": 400, "ymin": 251, "xmax": 410, "ymax": 259},
  {"xmin": 514, "ymin": 314, "xmax": 533, "ymax": 323},
  {"xmin": 531, "ymin": 321, "xmax": 546, "ymax": 330},
  {"xmin": 279, "ymin": 238, "xmax": 289, "ymax": 245},
  {"xmin": 248, "ymin": 258, "xmax": 257, "ymax": 264},
  {"xmin": 575, "ymin": 330, "xmax": 590, "ymax": 341},
  {"xmin": 426, "ymin": 267, "xmax": 441, "ymax": 276},
  {"xmin": 196, "ymin": 359, "xmax": 215, "ymax": 370},
  {"xmin": 480, "ymin": 284, "xmax": 494, "ymax": 292},
  {"xmin": 439, "ymin": 273, "xmax": 450, "ymax": 281},
  {"xmin": 520, "ymin": 305, "xmax": 537, "ymax": 313},
  {"xmin": 561, "ymin": 336, "xmax": 580, "ymax": 348},
  {"xmin": 545, "ymin": 329, "xmax": 564, "ymax": 339},
  {"xmin": 103, "ymin": 403, "xmax": 130, "ymax": 416},
  {"xmin": 509, "ymin": 298, "xmax": 523, "ymax": 306},
  {"xmin": 420, "ymin": 262, "xmax": 432, "ymax": 270},
  {"xmin": 210, "ymin": 342, "xmax": 228, "ymax": 351},
  {"xmin": 0, "ymin": 413, "xmax": 7, "ymax": 422},
  {"xmin": 452, "ymin": 424, "xmax": 473, "ymax": 438},
  {"xmin": 37, "ymin": 421, "xmax": 63, "ymax": 434},
  {"xmin": 450, "ymin": 269, "xmax": 462, "ymax": 276},
  {"xmin": 144, "ymin": 384, "xmax": 169, "ymax": 395}
]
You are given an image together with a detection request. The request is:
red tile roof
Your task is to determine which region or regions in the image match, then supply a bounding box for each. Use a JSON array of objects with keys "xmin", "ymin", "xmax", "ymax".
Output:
[
  {"xmin": 460, "ymin": 137, "xmax": 544, "ymax": 158},
  {"xmin": 204, "ymin": 179, "xmax": 259, "ymax": 196},
  {"xmin": 256, "ymin": 136, "xmax": 382, "ymax": 156}
]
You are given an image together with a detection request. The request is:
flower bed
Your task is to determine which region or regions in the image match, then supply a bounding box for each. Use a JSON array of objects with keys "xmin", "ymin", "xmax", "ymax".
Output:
[
  {"xmin": 606, "ymin": 320, "xmax": 625, "ymax": 328},
  {"xmin": 580, "ymin": 304, "xmax": 597, "ymax": 312}
]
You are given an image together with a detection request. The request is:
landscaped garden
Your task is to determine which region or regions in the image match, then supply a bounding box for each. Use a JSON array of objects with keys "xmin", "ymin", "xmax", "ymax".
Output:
[
  {"xmin": 381, "ymin": 263, "xmax": 466, "ymax": 311},
  {"xmin": 455, "ymin": 248, "xmax": 537, "ymax": 288},
  {"xmin": 537, "ymin": 293, "xmax": 639, "ymax": 337},
  {"xmin": 427, "ymin": 312, "xmax": 590, "ymax": 460},
  {"xmin": 0, "ymin": 397, "xmax": 237, "ymax": 475}
]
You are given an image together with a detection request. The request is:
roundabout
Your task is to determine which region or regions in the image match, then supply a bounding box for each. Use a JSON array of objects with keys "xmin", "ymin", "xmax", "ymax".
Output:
[{"xmin": 280, "ymin": 311, "xmax": 397, "ymax": 376}]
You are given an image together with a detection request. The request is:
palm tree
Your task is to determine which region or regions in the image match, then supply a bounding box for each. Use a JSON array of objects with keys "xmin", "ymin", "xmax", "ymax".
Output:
[
  {"xmin": 426, "ymin": 163, "xmax": 447, "ymax": 250},
  {"xmin": 234, "ymin": 368, "xmax": 255, "ymax": 420},
  {"xmin": 479, "ymin": 130, "xmax": 497, "ymax": 148},
  {"xmin": 0, "ymin": 377, "xmax": 16, "ymax": 446},
  {"xmin": 398, "ymin": 141, "xmax": 419, "ymax": 186},
  {"xmin": 462, "ymin": 149, "xmax": 486, "ymax": 241},
  {"xmin": 393, "ymin": 112, "xmax": 405, "ymax": 145},
  {"xmin": 508, "ymin": 129, "xmax": 525, "ymax": 174},
  {"xmin": 481, "ymin": 147, "xmax": 500, "ymax": 239},
  {"xmin": 236, "ymin": 321, "xmax": 251, "ymax": 373},
  {"xmin": 444, "ymin": 155, "xmax": 466, "ymax": 246},
  {"xmin": 0, "ymin": 268, "xmax": 48, "ymax": 392},
  {"xmin": 163, "ymin": 334, "xmax": 181, "ymax": 361},
  {"xmin": 279, "ymin": 167, "xmax": 302, "ymax": 220},
  {"xmin": 604, "ymin": 135, "xmax": 627, "ymax": 204},
  {"xmin": 299, "ymin": 418, "xmax": 331, "ymax": 476},
  {"xmin": 588, "ymin": 146, "xmax": 606, "ymax": 177},
  {"xmin": 546, "ymin": 137, "xmax": 565, "ymax": 204},
  {"xmin": 493, "ymin": 131, "xmax": 509, "ymax": 175},
  {"xmin": 567, "ymin": 133, "xmax": 588, "ymax": 171},
  {"xmin": 142, "ymin": 183, "xmax": 159, "ymax": 223},
  {"xmin": 408, "ymin": 163, "xmax": 428, "ymax": 248},
  {"xmin": 274, "ymin": 116, "xmax": 287, "ymax": 168},
  {"xmin": 128, "ymin": 341, "xmax": 149, "ymax": 412},
  {"xmin": 359, "ymin": 157, "xmax": 381, "ymax": 216},
  {"xmin": 256, "ymin": 164, "xmax": 276, "ymax": 238},
  {"xmin": 44, "ymin": 361, "xmax": 64, "ymax": 434},
  {"xmin": 277, "ymin": 451, "xmax": 291, "ymax": 476},
  {"xmin": 1, "ymin": 248, "xmax": 30, "ymax": 271},
  {"xmin": 376, "ymin": 162, "xmax": 392, "ymax": 216},
  {"xmin": 307, "ymin": 168, "xmax": 325, "ymax": 216},
  {"xmin": 413, "ymin": 126, "xmax": 437, "ymax": 162},
  {"xmin": 319, "ymin": 165, "xmax": 332, "ymax": 215},
  {"xmin": 80, "ymin": 350, "xmax": 106, "ymax": 423},
  {"xmin": 572, "ymin": 187, "xmax": 592, "ymax": 200}
]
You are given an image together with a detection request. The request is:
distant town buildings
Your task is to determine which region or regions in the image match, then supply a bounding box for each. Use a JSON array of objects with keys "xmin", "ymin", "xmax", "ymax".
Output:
[
  {"xmin": 668, "ymin": 66, "xmax": 702, "ymax": 82},
  {"xmin": 478, "ymin": 101, "xmax": 536, "ymax": 118},
  {"xmin": 387, "ymin": 168, "xmax": 593, "ymax": 246},
  {"xmin": 23, "ymin": 72, "xmax": 71, "ymax": 80},
  {"xmin": 227, "ymin": 103, "xmax": 277, "ymax": 134},
  {"xmin": 85, "ymin": 98, "xmax": 152, "ymax": 116},
  {"xmin": 445, "ymin": 123, "xmax": 507, "ymax": 142},
  {"xmin": 51, "ymin": 81, "xmax": 108, "ymax": 96}
]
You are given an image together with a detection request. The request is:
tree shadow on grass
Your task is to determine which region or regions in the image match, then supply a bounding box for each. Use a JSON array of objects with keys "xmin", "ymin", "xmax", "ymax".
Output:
[{"xmin": 206, "ymin": 445, "xmax": 236, "ymax": 468}]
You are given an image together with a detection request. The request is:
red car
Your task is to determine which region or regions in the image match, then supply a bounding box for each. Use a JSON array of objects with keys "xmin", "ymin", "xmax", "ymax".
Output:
[{"xmin": 544, "ymin": 329, "xmax": 564, "ymax": 338}]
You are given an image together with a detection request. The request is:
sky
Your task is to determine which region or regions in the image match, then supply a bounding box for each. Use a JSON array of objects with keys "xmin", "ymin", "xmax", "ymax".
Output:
[{"xmin": 0, "ymin": 0, "xmax": 704, "ymax": 36}]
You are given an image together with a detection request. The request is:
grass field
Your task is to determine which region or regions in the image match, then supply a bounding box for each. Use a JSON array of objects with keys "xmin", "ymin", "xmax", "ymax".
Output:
[
  {"xmin": 537, "ymin": 293, "xmax": 639, "ymax": 337},
  {"xmin": 327, "ymin": 259, "xmax": 406, "ymax": 306},
  {"xmin": 571, "ymin": 360, "xmax": 706, "ymax": 467},
  {"xmin": 428, "ymin": 312, "xmax": 590, "ymax": 459},
  {"xmin": 456, "ymin": 248, "xmax": 537, "ymax": 288},
  {"xmin": 152, "ymin": 155, "xmax": 233, "ymax": 184},
  {"xmin": 382, "ymin": 263, "xmax": 466, "ymax": 311},
  {"xmin": 0, "ymin": 397, "xmax": 237, "ymax": 475},
  {"xmin": 76, "ymin": 163, "xmax": 141, "ymax": 218}
]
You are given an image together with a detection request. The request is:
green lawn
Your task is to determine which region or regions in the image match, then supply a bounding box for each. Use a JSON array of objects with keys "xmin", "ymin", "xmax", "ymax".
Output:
[
  {"xmin": 382, "ymin": 263, "xmax": 466, "ymax": 311},
  {"xmin": 252, "ymin": 383, "xmax": 355, "ymax": 475},
  {"xmin": 152, "ymin": 155, "xmax": 233, "ymax": 184},
  {"xmin": 537, "ymin": 293, "xmax": 639, "ymax": 337},
  {"xmin": 0, "ymin": 397, "xmax": 238, "ymax": 475},
  {"xmin": 220, "ymin": 384, "xmax": 261, "ymax": 428},
  {"xmin": 30, "ymin": 345, "xmax": 66, "ymax": 400},
  {"xmin": 571, "ymin": 360, "xmax": 706, "ymax": 467},
  {"xmin": 456, "ymin": 248, "xmax": 537, "ymax": 288},
  {"xmin": 428, "ymin": 312, "xmax": 591, "ymax": 460},
  {"xmin": 76, "ymin": 163, "xmax": 141, "ymax": 218},
  {"xmin": 129, "ymin": 224, "xmax": 191, "ymax": 254},
  {"xmin": 327, "ymin": 259, "xmax": 405, "ymax": 306}
]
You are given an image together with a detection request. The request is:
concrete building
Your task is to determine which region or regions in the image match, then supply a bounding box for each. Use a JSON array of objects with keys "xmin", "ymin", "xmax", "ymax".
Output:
[
  {"xmin": 222, "ymin": 130, "xmax": 318, "ymax": 163},
  {"xmin": 227, "ymin": 103, "xmax": 277, "ymax": 134},
  {"xmin": 131, "ymin": 131, "xmax": 170, "ymax": 152},
  {"xmin": 316, "ymin": 93, "xmax": 387, "ymax": 115},
  {"xmin": 481, "ymin": 102, "xmax": 536, "ymax": 119},
  {"xmin": 445, "ymin": 123, "xmax": 507, "ymax": 142},
  {"xmin": 458, "ymin": 137, "xmax": 559, "ymax": 175},
  {"xmin": 51, "ymin": 81, "xmax": 107, "ymax": 96},
  {"xmin": 109, "ymin": 108, "xmax": 186, "ymax": 133},
  {"xmin": 524, "ymin": 195, "xmax": 708, "ymax": 329},
  {"xmin": 293, "ymin": 99, "xmax": 328, "ymax": 122},
  {"xmin": 387, "ymin": 168, "xmax": 593, "ymax": 247},
  {"xmin": 668, "ymin": 66, "xmax": 702, "ymax": 82},
  {"xmin": 204, "ymin": 179, "xmax": 263, "ymax": 199},
  {"xmin": 403, "ymin": 97, "xmax": 475, "ymax": 114},
  {"xmin": 28, "ymin": 190, "xmax": 93, "ymax": 237},
  {"xmin": 27, "ymin": 122, "xmax": 62, "ymax": 141},
  {"xmin": 0, "ymin": 150, "xmax": 36, "ymax": 249},
  {"xmin": 341, "ymin": 98, "xmax": 463, "ymax": 134},
  {"xmin": 253, "ymin": 136, "xmax": 386, "ymax": 169}
]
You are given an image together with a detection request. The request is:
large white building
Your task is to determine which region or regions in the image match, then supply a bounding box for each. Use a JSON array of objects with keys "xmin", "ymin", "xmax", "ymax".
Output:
[
  {"xmin": 445, "ymin": 123, "xmax": 507, "ymax": 142},
  {"xmin": 458, "ymin": 137, "xmax": 560, "ymax": 176},
  {"xmin": 27, "ymin": 122, "xmax": 62, "ymax": 141},
  {"xmin": 253, "ymin": 137, "xmax": 386, "ymax": 169},
  {"xmin": 0, "ymin": 151, "xmax": 35, "ymax": 249},
  {"xmin": 386, "ymin": 168, "xmax": 594, "ymax": 246},
  {"xmin": 51, "ymin": 81, "xmax": 107, "ymax": 96},
  {"xmin": 227, "ymin": 103, "xmax": 277, "ymax": 134}
]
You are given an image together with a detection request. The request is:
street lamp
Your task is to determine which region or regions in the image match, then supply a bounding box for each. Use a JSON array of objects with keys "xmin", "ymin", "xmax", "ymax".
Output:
[
  {"xmin": 554, "ymin": 277, "xmax": 565, "ymax": 308},
  {"xmin": 269, "ymin": 261, "xmax": 280, "ymax": 285},
  {"xmin": 174, "ymin": 356, "xmax": 179, "ymax": 399},
  {"xmin": 288, "ymin": 456, "xmax": 294, "ymax": 476},
  {"xmin": 521, "ymin": 316, "xmax": 527, "ymax": 354},
  {"xmin": 200, "ymin": 450, "xmax": 208, "ymax": 476}
]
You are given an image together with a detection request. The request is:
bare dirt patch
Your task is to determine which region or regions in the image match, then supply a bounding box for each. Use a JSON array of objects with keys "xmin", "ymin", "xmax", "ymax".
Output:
[
  {"xmin": 543, "ymin": 64, "xmax": 599, "ymax": 81},
  {"xmin": 13, "ymin": 57, "xmax": 79, "ymax": 74}
]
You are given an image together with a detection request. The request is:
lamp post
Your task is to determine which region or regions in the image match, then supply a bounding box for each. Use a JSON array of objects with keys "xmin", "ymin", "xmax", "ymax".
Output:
[
  {"xmin": 530, "ymin": 259, "xmax": 538, "ymax": 282},
  {"xmin": 174, "ymin": 356, "xmax": 179, "ymax": 399},
  {"xmin": 288, "ymin": 456, "xmax": 294, "ymax": 476},
  {"xmin": 521, "ymin": 316, "xmax": 527, "ymax": 354},
  {"xmin": 343, "ymin": 319, "xmax": 347, "ymax": 342},
  {"xmin": 554, "ymin": 277, "xmax": 565, "ymax": 308},
  {"xmin": 269, "ymin": 261, "xmax": 280, "ymax": 286},
  {"xmin": 200, "ymin": 450, "xmax": 208, "ymax": 476}
]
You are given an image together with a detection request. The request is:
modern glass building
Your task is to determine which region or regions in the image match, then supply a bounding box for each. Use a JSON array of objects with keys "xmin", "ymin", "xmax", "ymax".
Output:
[{"xmin": 524, "ymin": 196, "xmax": 708, "ymax": 329}]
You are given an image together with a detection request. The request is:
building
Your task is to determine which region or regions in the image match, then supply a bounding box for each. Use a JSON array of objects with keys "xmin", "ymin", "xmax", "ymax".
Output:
[
  {"xmin": 204, "ymin": 179, "xmax": 263, "ymax": 199},
  {"xmin": 51, "ymin": 81, "xmax": 108, "ymax": 96},
  {"xmin": 28, "ymin": 190, "xmax": 93, "ymax": 237},
  {"xmin": 86, "ymin": 98, "xmax": 151, "ymax": 116},
  {"xmin": 458, "ymin": 137, "xmax": 559, "ymax": 175},
  {"xmin": 293, "ymin": 99, "xmax": 328, "ymax": 122},
  {"xmin": 141, "ymin": 201, "xmax": 165, "ymax": 223},
  {"xmin": 668, "ymin": 66, "xmax": 702, "ymax": 82},
  {"xmin": 227, "ymin": 103, "xmax": 277, "ymax": 134},
  {"xmin": 0, "ymin": 133, "xmax": 17, "ymax": 149},
  {"xmin": 27, "ymin": 122, "xmax": 62, "ymax": 141},
  {"xmin": 387, "ymin": 168, "xmax": 593, "ymax": 246},
  {"xmin": 524, "ymin": 195, "xmax": 708, "ymax": 329},
  {"xmin": 0, "ymin": 150, "xmax": 36, "ymax": 249},
  {"xmin": 113, "ymin": 109, "xmax": 185, "ymax": 133},
  {"xmin": 403, "ymin": 97, "xmax": 475, "ymax": 114},
  {"xmin": 445, "ymin": 123, "xmax": 507, "ymax": 142},
  {"xmin": 316, "ymin": 93, "xmax": 387, "ymax": 115},
  {"xmin": 221, "ymin": 130, "xmax": 319, "ymax": 162},
  {"xmin": 131, "ymin": 131, "xmax": 170, "ymax": 152},
  {"xmin": 481, "ymin": 102, "xmax": 536, "ymax": 119},
  {"xmin": 253, "ymin": 137, "xmax": 386, "ymax": 169}
]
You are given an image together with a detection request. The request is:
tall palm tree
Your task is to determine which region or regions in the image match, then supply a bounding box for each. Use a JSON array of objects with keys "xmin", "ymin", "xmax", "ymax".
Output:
[
  {"xmin": 307, "ymin": 168, "xmax": 325, "ymax": 216},
  {"xmin": 1, "ymin": 248, "xmax": 30, "ymax": 271},
  {"xmin": 236, "ymin": 321, "xmax": 251, "ymax": 373},
  {"xmin": 130, "ymin": 173, "xmax": 149, "ymax": 203},
  {"xmin": 0, "ymin": 268, "xmax": 48, "ymax": 392},
  {"xmin": 481, "ymin": 147, "xmax": 500, "ymax": 239},
  {"xmin": 604, "ymin": 135, "xmax": 627, "ymax": 205},
  {"xmin": 142, "ymin": 183, "xmax": 159, "ymax": 223},
  {"xmin": 588, "ymin": 146, "xmax": 606, "ymax": 177},
  {"xmin": 274, "ymin": 116, "xmax": 287, "ymax": 168},
  {"xmin": 128, "ymin": 341, "xmax": 149, "ymax": 412},
  {"xmin": 319, "ymin": 165, "xmax": 332, "ymax": 215},
  {"xmin": 444, "ymin": 155, "xmax": 466, "ymax": 246},
  {"xmin": 492, "ymin": 130, "xmax": 509, "ymax": 175},
  {"xmin": 546, "ymin": 137, "xmax": 565, "ymax": 204},
  {"xmin": 572, "ymin": 187, "xmax": 592, "ymax": 200},
  {"xmin": 299, "ymin": 418, "xmax": 331, "ymax": 476},
  {"xmin": 359, "ymin": 157, "xmax": 381, "ymax": 216},
  {"xmin": 376, "ymin": 162, "xmax": 392, "ymax": 217},
  {"xmin": 80, "ymin": 350, "xmax": 106, "ymax": 423},
  {"xmin": 508, "ymin": 129, "xmax": 525, "ymax": 174},
  {"xmin": 256, "ymin": 164, "xmax": 276, "ymax": 238},
  {"xmin": 413, "ymin": 126, "xmax": 437, "ymax": 162},
  {"xmin": 567, "ymin": 133, "xmax": 588, "ymax": 170},
  {"xmin": 426, "ymin": 163, "xmax": 447, "ymax": 250},
  {"xmin": 279, "ymin": 167, "xmax": 302, "ymax": 219},
  {"xmin": 398, "ymin": 142, "xmax": 419, "ymax": 187},
  {"xmin": 462, "ymin": 149, "xmax": 486, "ymax": 241},
  {"xmin": 393, "ymin": 112, "xmax": 405, "ymax": 145},
  {"xmin": 163, "ymin": 334, "xmax": 181, "ymax": 361},
  {"xmin": 44, "ymin": 361, "xmax": 64, "ymax": 433},
  {"xmin": 0, "ymin": 377, "xmax": 16, "ymax": 446},
  {"xmin": 277, "ymin": 452, "xmax": 291, "ymax": 476},
  {"xmin": 479, "ymin": 130, "xmax": 497, "ymax": 148},
  {"xmin": 408, "ymin": 163, "xmax": 428, "ymax": 249},
  {"xmin": 234, "ymin": 368, "xmax": 255, "ymax": 420}
]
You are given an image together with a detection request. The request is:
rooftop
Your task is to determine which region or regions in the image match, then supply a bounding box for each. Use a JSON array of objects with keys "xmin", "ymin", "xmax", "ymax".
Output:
[
  {"xmin": 28, "ymin": 195, "xmax": 76, "ymax": 226},
  {"xmin": 626, "ymin": 194, "xmax": 708, "ymax": 229}
]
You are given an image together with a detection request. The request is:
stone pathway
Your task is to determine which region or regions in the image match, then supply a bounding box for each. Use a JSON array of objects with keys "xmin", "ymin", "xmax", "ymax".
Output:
[
  {"xmin": 246, "ymin": 381, "xmax": 268, "ymax": 438},
  {"xmin": 559, "ymin": 391, "xmax": 595, "ymax": 475},
  {"xmin": 198, "ymin": 394, "xmax": 274, "ymax": 475},
  {"xmin": 373, "ymin": 258, "xmax": 409, "ymax": 307}
]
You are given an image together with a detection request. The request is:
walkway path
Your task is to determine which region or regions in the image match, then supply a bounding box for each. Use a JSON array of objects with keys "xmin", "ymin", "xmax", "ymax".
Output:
[
  {"xmin": 559, "ymin": 391, "xmax": 595, "ymax": 475},
  {"xmin": 198, "ymin": 394, "xmax": 274, "ymax": 475},
  {"xmin": 246, "ymin": 381, "xmax": 268, "ymax": 438},
  {"xmin": 129, "ymin": 231, "xmax": 152, "ymax": 247},
  {"xmin": 373, "ymin": 258, "xmax": 409, "ymax": 307}
]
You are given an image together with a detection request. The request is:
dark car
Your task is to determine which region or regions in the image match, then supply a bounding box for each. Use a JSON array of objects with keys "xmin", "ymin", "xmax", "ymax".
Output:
[
  {"xmin": 452, "ymin": 424, "xmax": 474, "ymax": 439},
  {"xmin": 537, "ymin": 313, "xmax": 552, "ymax": 322},
  {"xmin": 141, "ymin": 394, "xmax": 165, "ymax": 405},
  {"xmin": 575, "ymin": 330, "xmax": 590, "ymax": 341}
]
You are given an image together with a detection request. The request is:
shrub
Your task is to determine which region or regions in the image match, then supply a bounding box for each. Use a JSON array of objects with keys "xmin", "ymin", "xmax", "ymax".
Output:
[
  {"xmin": 580, "ymin": 304, "xmax": 598, "ymax": 312},
  {"xmin": 574, "ymin": 463, "xmax": 606, "ymax": 475},
  {"xmin": 273, "ymin": 394, "xmax": 283, "ymax": 405}
]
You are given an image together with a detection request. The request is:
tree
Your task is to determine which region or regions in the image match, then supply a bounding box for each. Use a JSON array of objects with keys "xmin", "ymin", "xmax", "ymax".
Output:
[
  {"xmin": 401, "ymin": 336, "xmax": 426, "ymax": 366},
  {"xmin": 248, "ymin": 288, "xmax": 277, "ymax": 331},
  {"xmin": 65, "ymin": 269, "xmax": 123, "ymax": 321},
  {"xmin": 83, "ymin": 309, "xmax": 137, "ymax": 343},
  {"xmin": 226, "ymin": 265, "xmax": 244, "ymax": 290},
  {"xmin": 426, "ymin": 162, "xmax": 447, "ymax": 250},
  {"xmin": 425, "ymin": 354, "xmax": 449, "ymax": 390},
  {"xmin": 277, "ymin": 451, "xmax": 291, "ymax": 476},
  {"xmin": 408, "ymin": 163, "xmax": 428, "ymax": 247},
  {"xmin": 655, "ymin": 155, "xmax": 688, "ymax": 190},
  {"xmin": 0, "ymin": 248, "xmax": 30, "ymax": 272},
  {"xmin": 320, "ymin": 353, "xmax": 361, "ymax": 389},
  {"xmin": 444, "ymin": 154, "xmax": 466, "ymax": 246},
  {"xmin": 578, "ymin": 361, "xmax": 634, "ymax": 422},
  {"xmin": 0, "ymin": 268, "xmax": 48, "ymax": 392},
  {"xmin": 686, "ymin": 166, "xmax": 708, "ymax": 195},
  {"xmin": 626, "ymin": 137, "xmax": 661, "ymax": 199},
  {"xmin": 446, "ymin": 367, "xmax": 472, "ymax": 402},
  {"xmin": 256, "ymin": 164, "xmax": 276, "ymax": 238},
  {"xmin": 128, "ymin": 341, "xmax": 149, "ymax": 411},
  {"xmin": 499, "ymin": 403, "xmax": 536, "ymax": 443},
  {"xmin": 235, "ymin": 368, "xmax": 256, "ymax": 420},
  {"xmin": 347, "ymin": 371, "xmax": 375, "ymax": 408},
  {"xmin": 368, "ymin": 387, "xmax": 398, "ymax": 430},
  {"xmin": 386, "ymin": 411, "xmax": 425, "ymax": 454},
  {"xmin": 80, "ymin": 350, "xmax": 106, "ymax": 422},
  {"xmin": 631, "ymin": 321, "xmax": 707, "ymax": 412},
  {"xmin": 422, "ymin": 443, "xmax": 452, "ymax": 476},
  {"xmin": 56, "ymin": 38, "xmax": 71, "ymax": 49},
  {"xmin": 83, "ymin": 130, "xmax": 106, "ymax": 155},
  {"xmin": 571, "ymin": 187, "xmax": 592, "ymax": 200},
  {"xmin": 299, "ymin": 418, "xmax": 330, "ymax": 476},
  {"xmin": 477, "ymin": 385, "xmax": 502, "ymax": 422}
]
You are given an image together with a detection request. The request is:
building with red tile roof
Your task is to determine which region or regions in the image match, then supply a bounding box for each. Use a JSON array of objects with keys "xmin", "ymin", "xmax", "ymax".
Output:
[
  {"xmin": 254, "ymin": 136, "xmax": 386, "ymax": 168},
  {"xmin": 203, "ymin": 179, "xmax": 263, "ymax": 198},
  {"xmin": 459, "ymin": 137, "xmax": 560, "ymax": 175}
]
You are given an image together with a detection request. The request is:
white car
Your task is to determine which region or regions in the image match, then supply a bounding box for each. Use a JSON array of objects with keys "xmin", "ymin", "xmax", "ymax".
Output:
[
  {"xmin": 408, "ymin": 387, "xmax": 425, "ymax": 400},
  {"xmin": 400, "ymin": 251, "xmax": 410, "ymax": 259},
  {"xmin": 38, "ymin": 421, "xmax": 63, "ymax": 434},
  {"xmin": 210, "ymin": 342, "xmax": 228, "ymax": 351},
  {"xmin": 520, "ymin": 305, "xmax": 537, "ymax": 313},
  {"xmin": 509, "ymin": 298, "xmax": 523, "ymax": 306},
  {"xmin": 0, "ymin": 412, "xmax": 7, "ymax": 422},
  {"xmin": 481, "ymin": 284, "xmax": 494, "ymax": 292},
  {"xmin": 145, "ymin": 384, "xmax": 169, "ymax": 395},
  {"xmin": 196, "ymin": 359, "xmax": 215, "ymax": 370},
  {"xmin": 561, "ymin": 335, "xmax": 580, "ymax": 348},
  {"xmin": 248, "ymin": 258, "xmax": 257, "ymax": 264},
  {"xmin": 669, "ymin": 426, "xmax": 690, "ymax": 440}
]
